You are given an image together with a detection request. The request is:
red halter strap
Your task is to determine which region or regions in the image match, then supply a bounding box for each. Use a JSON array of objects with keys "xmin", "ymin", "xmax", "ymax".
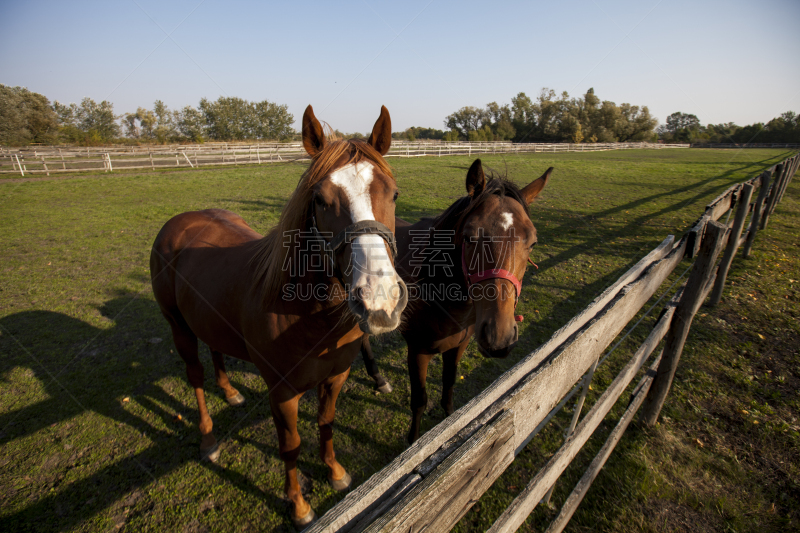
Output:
[{"xmin": 461, "ymin": 246, "xmax": 524, "ymax": 311}]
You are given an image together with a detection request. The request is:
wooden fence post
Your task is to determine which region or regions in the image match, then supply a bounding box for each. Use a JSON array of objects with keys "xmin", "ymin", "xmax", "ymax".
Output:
[
  {"xmin": 775, "ymin": 155, "xmax": 798, "ymax": 206},
  {"xmin": 760, "ymin": 163, "xmax": 785, "ymax": 230},
  {"xmin": 743, "ymin": 170, "xmax": 771, "ymax": 258},
  {"xmin": 777, "ymin": 155, "xmax": 795, "ymax": 201},
  {"xmin": 640, "ymin": 220, "xmax": 727, "ymax": 426},
  {"xmin": 709, "ymin": 183, "xmax": 754, "ymax": 306},
  {"xmin": 770, "ymin": 157, "xmax": 791, "ymax": 212},
  {"xmin": 769, "ymin": 159, "xmax": 793, "ymax": 214}
]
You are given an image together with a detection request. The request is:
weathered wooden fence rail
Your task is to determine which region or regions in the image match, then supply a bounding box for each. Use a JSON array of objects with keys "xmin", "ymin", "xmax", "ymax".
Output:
[
  {"xmin": 306, "ymin": 151, "xmax": 798, "ymax": 533},
  {"xmin": 0, "ymin": 142, "xmax": 689, "ymax": 176}
]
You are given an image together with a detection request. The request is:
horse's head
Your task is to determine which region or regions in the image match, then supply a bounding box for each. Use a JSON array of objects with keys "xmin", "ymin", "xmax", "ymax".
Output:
[
  {"xmin": 459, "ymin": 159, "xmax": 551, "ymax": 358},
  {"xmin": 302, "ymin": 105, "xmax": 408, "ymax": 335}
]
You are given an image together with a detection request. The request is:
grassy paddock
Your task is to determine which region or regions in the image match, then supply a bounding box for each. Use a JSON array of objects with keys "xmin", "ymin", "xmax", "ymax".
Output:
[{"xmin": 1, "ymin": 148, "xmax": 798, "ymax": 532}]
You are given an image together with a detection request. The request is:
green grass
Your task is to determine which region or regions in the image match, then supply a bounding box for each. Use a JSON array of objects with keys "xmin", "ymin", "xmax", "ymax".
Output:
[{"xmin": 1, "ymin": 148, "xmax": 797, "ymax": 532}]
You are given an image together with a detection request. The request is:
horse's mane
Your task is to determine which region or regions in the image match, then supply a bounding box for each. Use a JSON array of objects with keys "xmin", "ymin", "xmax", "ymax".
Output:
[
  {"xmin": 431, "ymin": 173, "xmax": 530, "ymax": 237},
  {"xmin": 250, "ymin": 139, "xmax": 395, "ymax": 304}
]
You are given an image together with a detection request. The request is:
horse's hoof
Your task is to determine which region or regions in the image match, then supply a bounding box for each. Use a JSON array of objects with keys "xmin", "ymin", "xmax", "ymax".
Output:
[
  {"xmin": 292, "ymin": 507, "xmax": 316, "ymax": 530},
  {"xmin": 226, "ymin": 392, "xmax": 245, "ymax": 407},
  {"xmin": 200, "ymin": 442, "xmax": 220, "ymax": 463},
  {"xmin": 376, "ymin": 382, "xmax": 392, "ymax": 394},
  {"xmin": 328, "ymin": 471, "xmax": 352, "ymax": 492}
]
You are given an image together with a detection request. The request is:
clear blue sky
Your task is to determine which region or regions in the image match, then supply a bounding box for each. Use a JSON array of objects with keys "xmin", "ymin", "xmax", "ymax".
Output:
[{"xmin": 2, "ymin": 0, "xmax": 799, "ymax": 134}]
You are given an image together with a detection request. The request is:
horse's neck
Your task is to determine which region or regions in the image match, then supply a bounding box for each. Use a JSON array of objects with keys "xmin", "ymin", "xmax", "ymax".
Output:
[{"xmin": 398, "ymin": 218, "xmax": 471, "ymax": 312}]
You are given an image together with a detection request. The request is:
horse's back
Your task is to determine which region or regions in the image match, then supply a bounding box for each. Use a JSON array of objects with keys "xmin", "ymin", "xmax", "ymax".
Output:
[
  {"xmin": 153, "ymin": 209, "xmax": 260, "ymax": 251},
  {"xmin": 150, "ymin": 209, "xmax": 261, "ymax": 357}
]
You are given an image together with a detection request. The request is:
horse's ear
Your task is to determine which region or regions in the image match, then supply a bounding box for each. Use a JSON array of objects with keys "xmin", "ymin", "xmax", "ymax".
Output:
[
  {"xmin": 520, "ymin": 166, "xmax": 552, "ymax": 204},
  {"xmin": 466, "ymin": 159, "xmax": 485, "ymax": 197},
  {"xmin": 367, "ymin": 105, "xmax": 392, "ymax": 155},
  {"xmin": 302, "ymin": 105, "xmax": 326, "ymax": 157}
]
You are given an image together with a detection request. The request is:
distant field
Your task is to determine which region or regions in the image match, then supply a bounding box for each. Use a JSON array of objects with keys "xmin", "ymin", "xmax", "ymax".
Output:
[{"xmin": 1, "ymin": 148, "xmax": 798, "ymax": 532}]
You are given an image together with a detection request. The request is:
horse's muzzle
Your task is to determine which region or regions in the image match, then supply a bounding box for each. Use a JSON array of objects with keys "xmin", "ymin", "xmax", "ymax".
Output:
[
  {"xmin": 352, "ymin": 279, "xmax": 408, "ymax": 335},
  {"xmin": 476, "ymin": 321, "xmax": 519, "ymax": 358}
]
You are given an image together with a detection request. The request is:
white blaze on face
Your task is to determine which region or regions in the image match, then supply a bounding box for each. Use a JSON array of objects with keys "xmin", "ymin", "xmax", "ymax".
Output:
[
  {"xmin": 500, "ymin": 212, "xmax": 514, "ymax": 231},
  {"xmin": 330, "ymin": 161, "xmax": 401, "ymax": 315}
]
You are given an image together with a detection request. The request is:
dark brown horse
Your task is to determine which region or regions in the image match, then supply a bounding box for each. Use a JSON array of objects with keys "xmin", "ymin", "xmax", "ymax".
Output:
[
  {"xmin": 150, "ymin": 105, "xmax": 407, "ymax": 527},
  {"xmin": 361, "ymin": 159, "xmax": 550, "ymax": 443}
]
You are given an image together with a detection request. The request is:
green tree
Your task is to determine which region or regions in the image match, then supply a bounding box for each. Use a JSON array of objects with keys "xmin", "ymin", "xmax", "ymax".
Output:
[
  {"xmin": 121, "ymin": 112, "xmax": 140, "ymax": 138},
  {"xmin": 444, "ymin": 106, "xmax": 487, "ymax": 139},
  {"xmin": 53, "ymin": 97, "xmax": 118, "ymax": 144},
  {"xmin": 572, "ymin": 122, "xmax": 584, "ymax": 144},
  {"xmin": 442, "ymin": 129, "xmax": 461, "ymax": 142},
  {"xmin": 763, "ymin": 112, "xmax": 799, "ymax": 143},
  {"xmin": 510, "ymin": 92, "xmax": 536, "ymax": 141},
  {"xmin": 176, "ymin": 106, "xmax": 206, "ymax": 142},
  {"xmin": 393, "ymin": 127, "xmax": 445, "ymax": 140},
  {"xmin": 615, "ymin": 104, "xmax": 658, "ymax": 141},
  {"xmin": 152, "ymin": 100, "xmax": 176, "ymax": 144},
  {"xmin": 76, "ymin": 98, "xmax": 119, "ymax": 142},
  {"xmin": 485, "ymin": 102, "xmax": 515, "ymax": 140},
  {"xmin": 200, "ymin": 97, "xmax": 249, "ymax": 140},
  {"xmin": 665, "ymin": 112, "xmax": 700, "ymax": 142},
  {"xmin": 199, "ymin": 96, "xmax": 293, "ymax": 141},
  {"xmin": 0, "ymin": 85, "xmax": 59, "ymax": 145},
  {"xmin": 252, "ymin": 100, "xmax": 294, "ymax": 140}
]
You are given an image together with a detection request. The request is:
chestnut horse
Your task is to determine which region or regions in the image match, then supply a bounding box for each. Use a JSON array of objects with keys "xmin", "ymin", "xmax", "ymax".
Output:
[
  {"xmin": 361, "ymin": 159, "xmax": 551, "ymax": 443},
  {"xmin": 150, "ymin": 105, "xmax": 407, "ymax": 527}
]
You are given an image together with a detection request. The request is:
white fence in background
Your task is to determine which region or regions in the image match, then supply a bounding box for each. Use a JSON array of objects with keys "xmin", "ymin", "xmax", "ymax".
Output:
[
  {"xmin": 690, "ymin": 143, "xmax": 800, "ymax": 149},
  {"xmin": 0, "ymin": 142, "xmax": 689, "ymax": 176}
]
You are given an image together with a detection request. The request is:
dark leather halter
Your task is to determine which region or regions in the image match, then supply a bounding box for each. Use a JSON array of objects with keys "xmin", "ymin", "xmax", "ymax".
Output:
[
  {"xmin": 460, "ymin": 245, "xmax": 536, "ymax": 322},
  {"xmin": 310, "ymin": 213, "xmax": 398, "ymax": 277}
]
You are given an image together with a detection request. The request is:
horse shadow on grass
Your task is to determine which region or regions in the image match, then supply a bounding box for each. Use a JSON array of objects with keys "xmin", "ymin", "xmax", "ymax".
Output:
[{"xmin": 0, "ymin": 293, "xmax": 374, "ymax": 532}]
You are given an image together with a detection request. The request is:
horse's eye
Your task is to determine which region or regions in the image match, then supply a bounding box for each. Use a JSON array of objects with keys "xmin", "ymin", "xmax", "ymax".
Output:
[
  {"xmin": 393, "ymin": 191, "xmax": 399, "ymax": 202},
  {"xmin": 314, "ymin": 194, "xmax": 327, "ymax": 208}
]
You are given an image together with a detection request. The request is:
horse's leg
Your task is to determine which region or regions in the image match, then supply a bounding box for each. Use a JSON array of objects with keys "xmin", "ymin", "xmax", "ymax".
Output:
[
  {"xmin": 169, "ymin": 319, "xmax": 219, "ymax": 462},
  {"xmin": 407, "ymin": 348, "xmax": 433, "ymax": 444},
  {"xmin": 318, "ymin": 369, "xmax": 353, "ymax": 491},
  {"xmin": 440, "ymin": 343, "xmax": 468, "ymax": 416},
  {"xmin": 210, "ymin": 350, "xmax": 245, "ymax": 406},
  {"xmin": 270, "ymin": 391, "xmax": 315, "ymax": 527},
  {"xmin": 361, "ymin": 334, "xmax": 392, "ymax": 394}
]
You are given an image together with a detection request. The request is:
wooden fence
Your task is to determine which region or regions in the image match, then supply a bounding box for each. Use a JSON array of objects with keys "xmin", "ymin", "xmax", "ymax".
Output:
[
  {"xmin": 304, "ymin": 152, "xmax": 799, "ymax": 533},
  {"xmin": 0, "ymin": 142, "xmax": 689, "ymax": 176}
]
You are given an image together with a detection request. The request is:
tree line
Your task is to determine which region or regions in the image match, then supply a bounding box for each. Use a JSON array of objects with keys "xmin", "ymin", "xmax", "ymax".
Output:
[
  {"xmin": 434, "ymin": 88, "xmax": 658, "ymax": 143},
  {"xmin": 2, "ymin": 83, "xmax": 799, "ymax": 146},
  {"xmin": 0, "ymin": 84, "xmax": 293, "ymax": 146},
  {"xmin": 659, "ymin": 111, "xmax": 800, "ymax": 144}
]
